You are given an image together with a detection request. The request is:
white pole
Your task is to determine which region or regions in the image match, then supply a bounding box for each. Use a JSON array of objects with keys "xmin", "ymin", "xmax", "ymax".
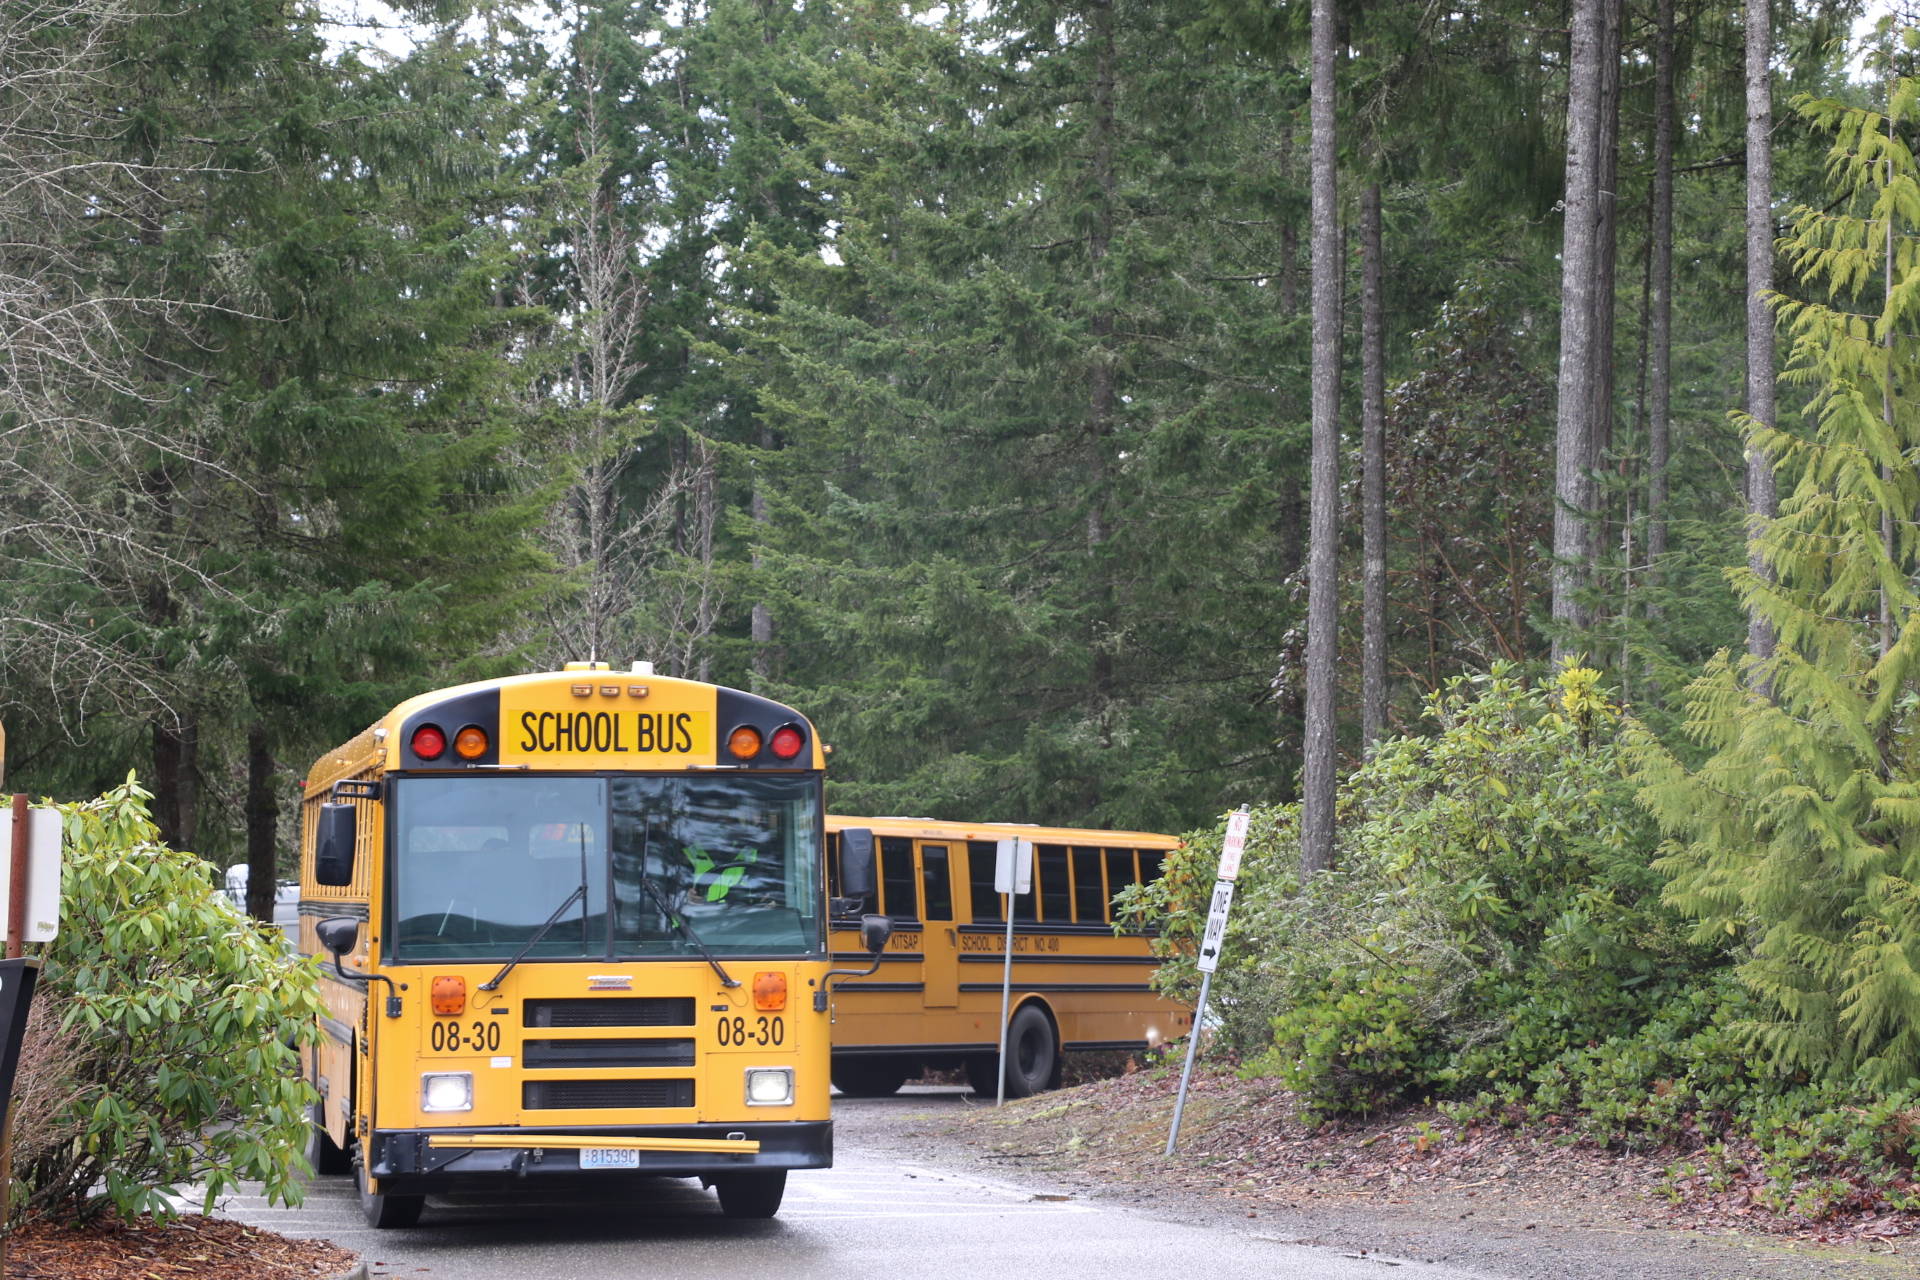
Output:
[
  {"xmin": 996, "ymin": 890, "xmax": 1015, "ymax": 1107},
  {"xmin": 1165, "ymin": 970, "xmax": 1212, "ymax": 1155}
]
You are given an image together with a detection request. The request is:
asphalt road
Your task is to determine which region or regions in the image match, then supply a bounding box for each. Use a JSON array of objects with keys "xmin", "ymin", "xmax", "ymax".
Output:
[{"xmin": 217, "ymin": 1089, "xmax": 1488, "ymax": 1280}]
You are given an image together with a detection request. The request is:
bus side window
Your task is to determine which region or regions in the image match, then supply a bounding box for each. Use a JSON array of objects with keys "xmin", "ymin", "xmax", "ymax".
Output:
[
  {"xmin": 881, "ymin": 836, "xmax": 920, "ymax": 924},
  {"xmin": 1105, "ymin": 848, "xmax": 1139, "ymax": 898},
  {"xmin": 1138, "ymin": 849, "xmax": 1166, "ymax": 886},
  {"xmin": 1013, "ymin": 842, "xmax": 1040, "ymax": 924},
  {"xmin": 966, "ymin": 841, "xmax": 1000, "ymax": 924},
  {"xmin": 826, "ymin": 832, "xmax": 841, "ymax": 898},
  {"xmin": 1037, "ymin": 845, "xmax": 1070, "ymax": 923},
  {"xmin": 1071, "ymin": 845, "xmax": 1105, "ymax": 923},
  {"xmin": 921, "ymin": 844, "xmax": 953, "ymax": 922}
]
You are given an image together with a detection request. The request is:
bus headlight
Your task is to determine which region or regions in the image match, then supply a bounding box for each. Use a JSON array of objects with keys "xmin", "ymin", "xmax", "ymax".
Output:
[
  {"xmin": 744, "ymin": 1067, "xmax": 793, "ymax": 1107},
  {"xmin": 421, "ymin": 1072, "xmax": 474, "ymax": 1113}
]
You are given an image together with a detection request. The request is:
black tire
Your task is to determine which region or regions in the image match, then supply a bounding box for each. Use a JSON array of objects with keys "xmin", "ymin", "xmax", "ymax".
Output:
[
  {"xmin": 357, "ymin": 1158, "xmax": 425, "ymax": 1229},
  {"xmin": 713, "ymin": 1169, "xmax": 786, "ymax": 1219},
  {"xmin": 305, "ymin": 1100, "xmax": 352, "ymax": 1177},
  {"xmin": 831, "ymin": 1058, "xmax": 911, "ymax": 1098},
  {"xmin": 1002, "ymin": 1004, "xmax": 1057, "ymax": 1099}
]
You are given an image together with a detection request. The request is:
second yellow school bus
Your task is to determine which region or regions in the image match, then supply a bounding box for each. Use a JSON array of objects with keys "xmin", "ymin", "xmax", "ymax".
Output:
[
  {"xmin": 823, "ymin": 816, "xmax": 1188, "ymax": 1097},
  {"xmin": 297, "ymin": 664, "xmax": 887, "ymax": 1228}
]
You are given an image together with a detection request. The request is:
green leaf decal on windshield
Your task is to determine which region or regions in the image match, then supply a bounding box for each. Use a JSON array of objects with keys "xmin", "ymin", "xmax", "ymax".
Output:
[{"xmin": 707, "ymin": 865, "xmax": 746, "ymax": 902}]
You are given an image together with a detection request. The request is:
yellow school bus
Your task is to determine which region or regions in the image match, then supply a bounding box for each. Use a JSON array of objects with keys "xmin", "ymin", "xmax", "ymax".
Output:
[
  {"xmin": 297, "ymin": 664, "xmax": 887, "ymax": 1228},
  {"xmin": 823, "ymin": 816, "xmax": 1188, "ymax": 1097}
]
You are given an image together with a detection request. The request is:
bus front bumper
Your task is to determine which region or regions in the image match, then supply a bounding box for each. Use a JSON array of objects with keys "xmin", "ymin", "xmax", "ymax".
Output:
[{"xmin": 366, "ymin": 1122, "xmax": 831, "ymax": 1192}]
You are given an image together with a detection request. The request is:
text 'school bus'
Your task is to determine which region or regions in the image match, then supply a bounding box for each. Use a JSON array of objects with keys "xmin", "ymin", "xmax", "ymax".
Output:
[
  {"xmin": 297, "ymin": 664, "xmax": 890, "ymax": 1229},
  {"xmin": 821, "ymin": 816, "xmax": 1189, "ymax": 1098}
]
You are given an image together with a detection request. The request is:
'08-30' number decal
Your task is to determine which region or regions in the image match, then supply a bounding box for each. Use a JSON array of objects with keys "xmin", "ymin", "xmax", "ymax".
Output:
[
  {"xmin": 431, "ymin": 1020, "xmax": 502, "ymax": 1053},
  {"xmin": 717, "ymin": 1015, "xmax": 784, "ymax": 1047}
]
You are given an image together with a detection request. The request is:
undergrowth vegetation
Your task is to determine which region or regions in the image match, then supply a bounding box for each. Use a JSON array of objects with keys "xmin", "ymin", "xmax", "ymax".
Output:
[
  {"xmin": 1121, "ymin": 666, "xmax": 1920, "ymax": 1222},
  {"xmin": 10, "ymin": 778, "xmax": 323, "ymax": 1227}
]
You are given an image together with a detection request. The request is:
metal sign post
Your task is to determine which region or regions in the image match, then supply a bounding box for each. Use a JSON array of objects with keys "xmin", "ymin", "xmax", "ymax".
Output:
[
  {"xmin": 1167, "ymin": 805, "xmax": 1249, "ymax": 1156},
  {"xmin": 992, "ymin": 837, "xmax": 1032, "ymax": 1107}
]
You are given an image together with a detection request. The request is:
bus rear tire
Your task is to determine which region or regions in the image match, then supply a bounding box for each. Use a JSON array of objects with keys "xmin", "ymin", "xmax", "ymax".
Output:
[
  {"xmin": 358, "ymin": 1161, "xmax": 425, "ymax": 1229},
  {"xmin": 713, "ymin": 1169, "xmax": 786, "ymax": 1218},
  {"xmin": 1002, "ymin": 1005, "xmax": 1057, "ymax": 1099},
  {"xmin": 831, "ymin": 1058, "xmax": 910, "ymax": 1097},
  {"xmin": 306, "ymin": 1101, "xmax": 352, "ymax": 1177}
]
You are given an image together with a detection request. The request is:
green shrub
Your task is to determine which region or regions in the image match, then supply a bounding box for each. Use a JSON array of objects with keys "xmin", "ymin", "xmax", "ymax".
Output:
[
  {"xmin": 1124, "ymin": 663, "xmax": 1717, "ymax": 1116},
  {"xmin": 12, "ymin": 776, "xmax": 324, "ymax": 1226}
]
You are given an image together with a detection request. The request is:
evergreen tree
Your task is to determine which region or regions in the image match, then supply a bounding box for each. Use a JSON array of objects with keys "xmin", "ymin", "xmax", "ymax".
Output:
[{"xmin": 1634, "ymin": 64, "xmax": 1920, "ymax": 1085}]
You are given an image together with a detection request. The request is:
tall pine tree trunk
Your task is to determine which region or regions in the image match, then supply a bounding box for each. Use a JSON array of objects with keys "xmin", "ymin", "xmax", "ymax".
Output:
[
  {"xmin": 1744, "ymin": 0, "xmax": 1777, "ymax": 665},
  {"xmin": 1587, "ymin": 0, "xmax": 1623, "ymax": 573},
  {"xmin": 1086, "ymin": 0, "xmax": 1118, "ymax": 788},
  {"xmin": 244, "ymin": 724, "xmax": 277, "ymax": 923},
  {"xmin": 1360, "ymin": 181, "xmax": 1387, "ymax": 749},
  {"xmin": 1300, "ymin": 0, "xmax": 1340, "ymax": 877},
  {"xmin": 750, "ymin": 425, "xmax": 775, "ymax": 685},
  {"xmin": 1647, "ymin": 0, "xmax": 1675, "ymax": 612},
  {"xmin": 1551, "ymin": 0, "xmax": 1606, "ymax": 662}
]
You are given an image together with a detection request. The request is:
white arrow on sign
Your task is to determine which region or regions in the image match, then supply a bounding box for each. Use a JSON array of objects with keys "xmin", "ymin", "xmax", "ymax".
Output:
[{"xmin": 1196, "ymin": 878, "xmax": 1235, "ymax": 974}]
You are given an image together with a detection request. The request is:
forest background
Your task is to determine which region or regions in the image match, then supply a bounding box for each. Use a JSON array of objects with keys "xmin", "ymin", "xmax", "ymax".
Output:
[{"xmin": 12, "ymin": 0, "xmax": 1920, "ymax": 1224}]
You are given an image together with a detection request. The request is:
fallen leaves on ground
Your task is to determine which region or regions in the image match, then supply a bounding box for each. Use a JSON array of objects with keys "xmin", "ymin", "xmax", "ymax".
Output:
[
  {"xmin": 6, "ymin": 1212, "xmax": 355, "ymax": 1280},
  {"xmin": 934, "ymin": 1065, "xmax": 1920, "ymax": 1254}
]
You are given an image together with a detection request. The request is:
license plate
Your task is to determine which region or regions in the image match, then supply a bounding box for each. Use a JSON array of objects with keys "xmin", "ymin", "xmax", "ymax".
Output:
[{"xmin": 580, "ymin": 1147, "xmax": 639, "ymax": 1170}]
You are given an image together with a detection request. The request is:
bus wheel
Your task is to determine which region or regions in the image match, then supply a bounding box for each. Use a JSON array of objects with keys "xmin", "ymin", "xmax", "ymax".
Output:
[
  {"xmin": 1002, "ymin": 1005, "xmax": 1057, "ymax": 1099},
  {"xmin": 831, "ymin": 1058, "xmax": 910, "ymax": 1097},
  {"xmin": 357, "ymin": 1160, "xmax": 425, "ymax": 1229},
  {"xmin": 305, "ymin": 1101, "xmax": 352, "ymax": 1176},
  {"xmin": 713, "ymin": 1170, "xmax": 786, "ymax": 1219}
]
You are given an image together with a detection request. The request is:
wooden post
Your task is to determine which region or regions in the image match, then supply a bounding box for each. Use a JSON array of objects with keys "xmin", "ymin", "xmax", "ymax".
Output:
[
  {"xmin": 3, "ymin": 791, "xmax": 23, "ymax": 1278},
  {"xmin": 7, "ymin": 796, "xmax": 28, "ymax": 960}
]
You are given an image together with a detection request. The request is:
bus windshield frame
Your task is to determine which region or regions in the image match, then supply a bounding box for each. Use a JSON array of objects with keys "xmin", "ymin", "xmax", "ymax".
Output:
[{"xmin": 385, "ymin": 771, "xmax": 825, "ymax": 964}]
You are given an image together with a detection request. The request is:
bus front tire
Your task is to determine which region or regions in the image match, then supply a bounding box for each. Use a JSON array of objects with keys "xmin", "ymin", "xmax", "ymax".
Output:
[
  {"xmin": 713, "ymin": 1169, "xmax": 786, "ymax": 1219},
  {"xmin": 831, "ymin": 1058, "xmax": 910, "ymax": 1097},
  {"xmin": 305, "ymin": 1101, "xmax": 352, "ymax": 1177},
  {"xmin": 1002, "ymin": 1005, "xmax": 1057, "ymax": 1099},
  {"xmin": 357, "ymin": 1161, "xmax": 425, "ymax": 1229}
]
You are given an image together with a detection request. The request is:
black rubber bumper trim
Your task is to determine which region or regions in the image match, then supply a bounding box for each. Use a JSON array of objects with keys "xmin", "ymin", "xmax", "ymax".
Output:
[{"xmin": 367, "ymin": 1122, "xmax": 832, "ymax": 1192}]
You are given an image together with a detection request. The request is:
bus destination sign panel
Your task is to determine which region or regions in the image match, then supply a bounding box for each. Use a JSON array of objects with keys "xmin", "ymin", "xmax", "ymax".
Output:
[{"xmin": 499, "ymin": 688, "xmax": 717, "ymax": 768}]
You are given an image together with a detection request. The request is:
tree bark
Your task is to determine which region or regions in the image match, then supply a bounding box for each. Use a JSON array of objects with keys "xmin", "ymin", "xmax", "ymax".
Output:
[
  {"xmin": 1300, "ymin": 0, "xmax": 1340, "ymax": 877},
  {"xmin": 1551, "ymin": 0, "xmax": 1606, "ymax": 662},
  {"xmin": 1744, "ymin": 0, "xmax": 1777, "ymax": 665},
  {"xmin": 1360, "ymin": 182, "xmax": 1387, "ymax": 749},
  {"xmin": 244, "ymin": 724, "xmax": 277, "ymax": 924},
  {"xmin": 1587, "ymin": 0, "xmax": 1623, "ymax": 570},
  {"xmin": 1647, "ymin": 0, "xmax": 1674, "ymax": 609},
  {"xmin": 750, "ymin": 425, "xmax": 776, "ymax": 685}
]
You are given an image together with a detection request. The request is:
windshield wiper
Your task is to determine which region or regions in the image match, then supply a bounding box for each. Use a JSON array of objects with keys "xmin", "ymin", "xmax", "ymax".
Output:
[
  {"xmin": 480, "ymin": 883, "xmax": 586, "ymax": 992},
  {"xmin": 640, "ymin": 818, "xmax": 740, "ymax": 989}
]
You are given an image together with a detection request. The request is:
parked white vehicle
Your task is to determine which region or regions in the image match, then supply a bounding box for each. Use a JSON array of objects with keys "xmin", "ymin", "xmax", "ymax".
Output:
[{"xmin": 224, "ymin": 864, "xmax": 297, "ymax": 909}]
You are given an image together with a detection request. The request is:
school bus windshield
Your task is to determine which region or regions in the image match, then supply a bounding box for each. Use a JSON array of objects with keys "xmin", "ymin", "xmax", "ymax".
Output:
[{"xmin": 390, "ymin": 773, "xmax": 822, "ymax": 962}]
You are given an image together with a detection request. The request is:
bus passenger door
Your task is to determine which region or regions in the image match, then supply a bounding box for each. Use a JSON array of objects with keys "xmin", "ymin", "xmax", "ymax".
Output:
[{"xmin": 918, "ymin": 844, "xmax": 958, "ymax": 1008}]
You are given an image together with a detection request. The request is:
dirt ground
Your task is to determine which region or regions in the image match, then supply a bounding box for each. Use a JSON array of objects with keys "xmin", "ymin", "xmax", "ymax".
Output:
[
  {"xmin": 4, "ymin": 1213, "xmax": 354, "ymax": 1280},
  {"xmin": 837, "ymin": 1065, "xmax": 1920, "ymax": 1280}
]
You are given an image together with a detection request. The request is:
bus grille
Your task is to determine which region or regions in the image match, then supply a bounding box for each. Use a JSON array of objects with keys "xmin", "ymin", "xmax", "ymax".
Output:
[
  {"xmin": 523, "ymin": 998, "xmax": 696, "ymax": 1028},
  {"xmin": 522, "ymin": 1079, "xmax": 695, "ymax": 1110},
  {"xmin": 523, "ymin": 1038, "xmax": 696, "ymax": 1069}
]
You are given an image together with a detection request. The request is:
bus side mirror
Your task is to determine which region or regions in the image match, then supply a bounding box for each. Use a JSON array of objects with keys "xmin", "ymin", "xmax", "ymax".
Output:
[
  {"xmin": 315, "ymin": 803, "xmax": 357, "ymax": 887},
  {"xmin": 860, "ymin": 913, "xmax": 892, "ymax": 955},
  {"xmin": 840, "ymin": 828, "xmax": 876, "ymax": 897},
  {"xmin": 316, "ymin": 917, "xmax": 360, "ymax": 957}
]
